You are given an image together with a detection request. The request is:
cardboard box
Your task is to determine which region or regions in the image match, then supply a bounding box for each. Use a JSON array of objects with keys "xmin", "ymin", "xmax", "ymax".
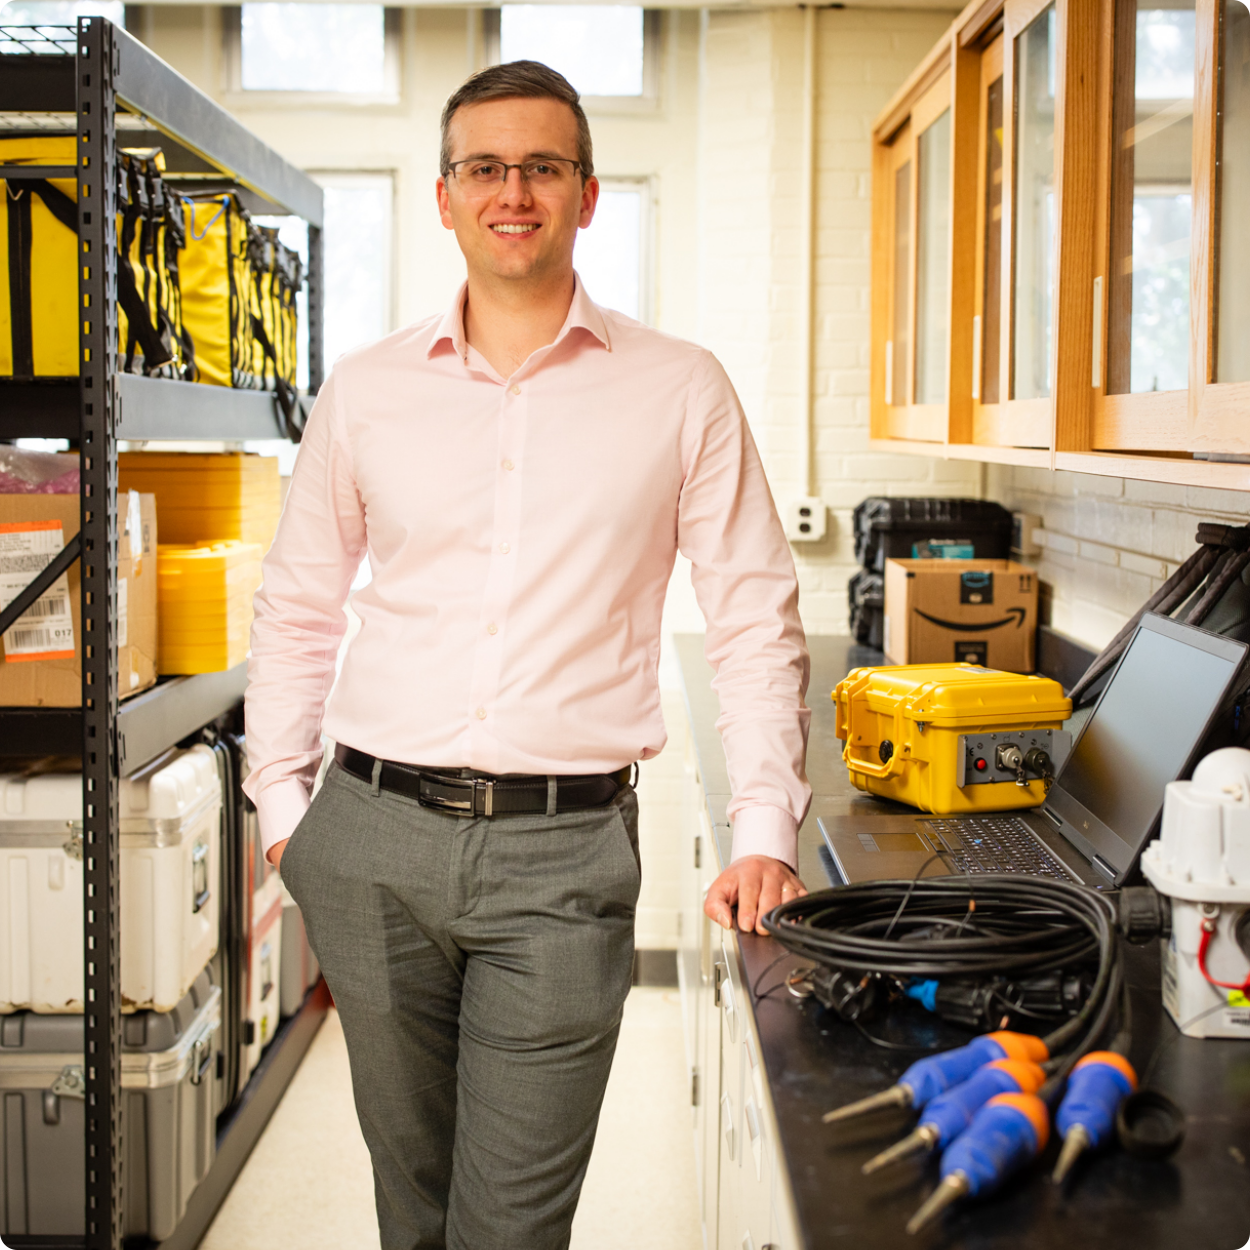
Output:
[
  {"xmin": 0, "ymin": 489, "xmax": 157, "ymax": 706},
  {"xmin": 884, "ymin": 558, "xmax": 1038, "ymax": 673}
]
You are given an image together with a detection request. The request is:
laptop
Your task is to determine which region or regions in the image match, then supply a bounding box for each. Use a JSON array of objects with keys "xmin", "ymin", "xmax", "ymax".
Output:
[{"xmin": 818, "ymin": 613, "xmax": 1250, "ymax": 890}]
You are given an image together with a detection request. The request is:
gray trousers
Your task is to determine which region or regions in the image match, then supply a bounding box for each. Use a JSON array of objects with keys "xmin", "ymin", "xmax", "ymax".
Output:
[{"xmin": 279, "ymin": 761, "xmax": 641, "ymax": 1250}]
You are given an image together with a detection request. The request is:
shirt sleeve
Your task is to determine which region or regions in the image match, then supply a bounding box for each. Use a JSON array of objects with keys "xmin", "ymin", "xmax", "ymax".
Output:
[
  {"xmin": 242, "ymin": 369, "xmax": 367, "ymax": 855},
  {"xmin": 677, "ymin": 352, "xmax": 812, "ymax": 871}
]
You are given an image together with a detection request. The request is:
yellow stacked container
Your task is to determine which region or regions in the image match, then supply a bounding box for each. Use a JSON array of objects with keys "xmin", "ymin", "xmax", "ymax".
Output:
[
  {"xmin": 118, "ymin": 453, "xmax": 281, "ymax": 551},
  {"xmin": 157, "ymin": 542, "xmax": 263, "ymax": 674}
]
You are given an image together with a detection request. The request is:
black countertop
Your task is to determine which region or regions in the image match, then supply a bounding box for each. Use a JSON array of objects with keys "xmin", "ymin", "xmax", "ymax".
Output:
[{"xmin": 674, "ymin": 633, "xmax": 1250, "ymax": 1250}]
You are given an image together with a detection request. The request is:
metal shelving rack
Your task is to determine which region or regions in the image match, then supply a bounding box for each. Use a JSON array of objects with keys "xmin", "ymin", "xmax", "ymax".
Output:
[{"xmin": 1, "ymin": 18, "xmax": 327, "ymax": 1248}]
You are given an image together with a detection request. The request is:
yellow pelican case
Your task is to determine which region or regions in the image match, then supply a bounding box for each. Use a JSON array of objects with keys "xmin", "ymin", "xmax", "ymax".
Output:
[{"xmin": 833, "ymin": 663, "xmax": 1072, "ymax": 814}]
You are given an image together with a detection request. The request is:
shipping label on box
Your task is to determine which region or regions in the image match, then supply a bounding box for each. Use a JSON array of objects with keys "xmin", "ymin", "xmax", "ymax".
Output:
[
  {"xmin": 884, "ymin": 558, "xmax": 1039, "ymax": 673},
  {"xmin": 0, "ymin": 519, "xmax": 76, "ymax": 661}
]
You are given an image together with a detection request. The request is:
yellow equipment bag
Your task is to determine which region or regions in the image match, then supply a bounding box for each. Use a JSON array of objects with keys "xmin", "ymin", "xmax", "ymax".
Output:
[
  {"xmin": 179, "ymin": 194, "xmax": 259, "ymax": 390},
  {"xmin": 0, "ymin": 137, "xmax": 79, "ymax": 376},
  {"xmin": 116, "ymin": 149, "xmax": 193, "ymax": 379},
  {"xmin": 833, "ymin": 663, "xmax": 1072, "ymax": 815},
  {"xmin": 1, "ymin": 138, "xmax": 191, "ymax": 379}
]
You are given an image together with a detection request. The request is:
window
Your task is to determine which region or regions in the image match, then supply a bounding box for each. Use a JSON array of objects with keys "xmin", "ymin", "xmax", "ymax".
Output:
[
  {"xmin": 486, "ymin": 6, "xmax": 658, "ymax": 104},
  {"xmin": 318, "ymin": 173, "xmax": 394, "ymax": 369},
  {"xmin": 228, "ymin": 4, "xmax": 399, "ymax": 99},
  {"xmin": 0, "ymin": 0, "xmax": 120, "ymax": 22},
  {"xmin": 0, "ymin": 0, "xmax": 121, "ymax": 35},
  {"xmin": 574, "ymin": 180, "xmax": 649, "ymax": 321}
]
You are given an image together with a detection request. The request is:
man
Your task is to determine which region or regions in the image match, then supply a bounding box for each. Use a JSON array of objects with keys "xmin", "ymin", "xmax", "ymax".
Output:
[{"xmin": 244, "ymin": 60, "xmax": 811, "ymax": 1250}]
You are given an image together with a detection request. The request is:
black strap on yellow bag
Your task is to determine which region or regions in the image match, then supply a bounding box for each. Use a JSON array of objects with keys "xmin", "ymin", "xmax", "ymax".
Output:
[
  {"xmin": 6, "ymin": 178, "xmax": 76, "ymax": 377},
  {"xmin": 116, "ymin": 156, "xmax": 174, "ymax": 375}
]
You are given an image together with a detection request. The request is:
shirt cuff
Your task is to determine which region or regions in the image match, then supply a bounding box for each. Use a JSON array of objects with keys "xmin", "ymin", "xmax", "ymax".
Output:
[
  {"xmin": 729, "ymin": 804, "xmax": 799, "ymax": 871},
  {"xmin": 255, "ymin": 777, "xmax": 312, "ymax": 860}
]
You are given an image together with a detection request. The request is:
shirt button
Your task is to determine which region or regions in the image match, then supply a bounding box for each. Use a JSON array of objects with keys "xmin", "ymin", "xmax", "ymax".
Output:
[
  {"xmin": 510, "ymin": 384, "xmax": 521, "ymax": 396},
  {"xmin": 475, "ymin": 707, "xmax": 487, "ymax": 720},
  {"xmin": 487, "ymin": 623, "xmax": 498, "ymax": 635},
  {"xmin": 502, "ymin": 459, "xmax": 514, "ymax": 471},
  {"xmin": 499, "ymin": 542, "xmax": 510, "ymax": 554}
]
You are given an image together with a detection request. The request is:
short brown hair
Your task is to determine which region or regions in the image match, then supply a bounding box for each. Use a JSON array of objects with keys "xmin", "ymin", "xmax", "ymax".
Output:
[{"xmin": 439, "ymin": 61, "xmax": 594, "ymax": 180}]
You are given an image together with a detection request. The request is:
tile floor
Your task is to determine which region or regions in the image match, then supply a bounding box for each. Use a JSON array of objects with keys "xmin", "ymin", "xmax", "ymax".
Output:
[{"xmin": 199, "ymin": 987, "xmax": 702, "ymax": 1250}]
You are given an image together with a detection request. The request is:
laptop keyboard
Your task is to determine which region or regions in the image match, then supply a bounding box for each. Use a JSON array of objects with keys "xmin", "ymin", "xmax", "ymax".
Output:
[{"xmin": 920, "ymin": 815, "xmax": 1078, "ymax": 881}]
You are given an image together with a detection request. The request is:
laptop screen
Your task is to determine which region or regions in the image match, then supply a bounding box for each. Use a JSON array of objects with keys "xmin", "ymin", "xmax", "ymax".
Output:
[{"xmin": 1051, "ymin": 616, "xmax": 1246, "ymax": 877}]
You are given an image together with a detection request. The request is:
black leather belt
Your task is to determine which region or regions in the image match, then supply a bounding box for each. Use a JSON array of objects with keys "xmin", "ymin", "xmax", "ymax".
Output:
[{"xmin": 333, "ymin": 744, "xmax": 632, "ymax": 818}]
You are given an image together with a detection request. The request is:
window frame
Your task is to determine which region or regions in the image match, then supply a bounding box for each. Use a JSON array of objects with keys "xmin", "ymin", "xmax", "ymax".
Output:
[
  {"xmin": 310, "ymin": 169, "xmax": 397, "ymax": 363},
  {"xmin": 575, "ymin": 174, "xmax": 655, "ymax": 325},
  {"xmin": 482, "ymin": 8, "xmax": 662, "ymax": 115},
  {"xmin": 223, "ymin": 5, "xmax": 402, "ymax": 106}
]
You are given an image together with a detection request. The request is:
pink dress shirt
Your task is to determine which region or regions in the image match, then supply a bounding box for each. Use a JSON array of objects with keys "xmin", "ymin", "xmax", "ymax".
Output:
[{"xmin": 243, "ymin": 278, "xmax": 812, "ymax": 866}]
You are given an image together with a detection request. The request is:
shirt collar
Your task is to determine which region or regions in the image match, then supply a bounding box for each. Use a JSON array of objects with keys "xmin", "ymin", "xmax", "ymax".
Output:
[{"xmin": 427, "ymin": 272, "xmax": 611, "ymax": 362}]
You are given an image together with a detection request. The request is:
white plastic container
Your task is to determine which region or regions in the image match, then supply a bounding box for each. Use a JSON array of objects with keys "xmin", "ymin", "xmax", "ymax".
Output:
[
  {"xmin": 0, "ymin": 746, "xmax": 221, "ymax": 1013},
  {"xmin": 1142, "ymin": 746, "xmax": 1250, "ymax": 1039}
]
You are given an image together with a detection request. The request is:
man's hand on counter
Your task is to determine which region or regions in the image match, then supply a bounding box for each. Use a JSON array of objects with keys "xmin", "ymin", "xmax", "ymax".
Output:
[{"xmin": 705, "ymin": 855, "xmax": 808, "ymax": 935}]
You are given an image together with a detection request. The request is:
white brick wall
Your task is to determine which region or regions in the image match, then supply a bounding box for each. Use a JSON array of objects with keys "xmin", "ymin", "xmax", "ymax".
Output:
[
  {"xmin": 692, "ymin": 8, "xmax": 980, "ymax": 642},
  {"xmin": 986, "ymin": 466, "xmax": 1250, "ymax": 651}
]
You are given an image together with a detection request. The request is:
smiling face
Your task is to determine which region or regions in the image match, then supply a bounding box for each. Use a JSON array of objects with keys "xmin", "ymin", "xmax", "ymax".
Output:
[{"xmin": 436, "ymin": 95, "xmax": 599, "ymax": 290}]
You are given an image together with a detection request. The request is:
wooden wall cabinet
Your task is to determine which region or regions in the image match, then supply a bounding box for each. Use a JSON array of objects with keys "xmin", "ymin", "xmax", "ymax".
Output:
[{"xmin": 869, "ymin": 0, "xmax": 1250, "ymax": 489}]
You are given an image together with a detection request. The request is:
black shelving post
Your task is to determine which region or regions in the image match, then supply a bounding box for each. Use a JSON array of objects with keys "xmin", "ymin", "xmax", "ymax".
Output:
[
  {"xmin": 307, "ymin": 224, "xmax": 324, "ymax": 392},
  {"xmin": 77, "ymin": 14, "xmax": 123, "ymax": 1245},
  {"xmin": 78, "ymin": 16, "xmax": 124, "ymax": 1248}
]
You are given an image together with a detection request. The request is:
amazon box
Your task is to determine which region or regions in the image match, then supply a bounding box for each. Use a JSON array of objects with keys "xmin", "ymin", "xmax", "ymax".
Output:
[
  {"xmin": 0, "ymin": 488, "xmax": 157, "ymax": 706},
  {"xmin": 884, "ymin": 558, "xmax": 1038, "ymax": 672}
]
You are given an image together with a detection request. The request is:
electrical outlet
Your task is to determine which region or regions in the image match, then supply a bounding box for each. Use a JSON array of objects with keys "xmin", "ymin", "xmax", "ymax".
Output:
[{"xmin": 785, "ymin": 497, "xmax": 827, "ymax": 543}]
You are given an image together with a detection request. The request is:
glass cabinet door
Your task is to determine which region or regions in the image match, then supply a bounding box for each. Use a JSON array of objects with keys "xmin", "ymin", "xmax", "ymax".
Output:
[
  {"xmin": 980, "ymin": 50, "xmax": 1006, "ymax": 405},
  {"xmin": 1218, "ymin": 0, "xmax": 1250, "ymax": 382},
  {"xmin": 1107, "ymin": 0, "xmax": 1195, "ymax": 396},
  {"xmin": 876, "ymin": 69, "xmax": 953, "ymax": 441},
  {"xmin": 1012, "ymin": 3, "xmax": 1057, "ymax": 402},
  {"xmin": 888, "ymin": 140, "xmax": 912, "ymax": 408},
  {"xmin": 916, "ymin": 107, "xmax": 953, "ymax": 405}
]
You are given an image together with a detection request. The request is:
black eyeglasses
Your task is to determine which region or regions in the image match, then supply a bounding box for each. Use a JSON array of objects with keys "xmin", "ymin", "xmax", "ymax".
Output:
[{"xmin": 447, "ymin": 158, "xmax": 583, "ymax": 194}]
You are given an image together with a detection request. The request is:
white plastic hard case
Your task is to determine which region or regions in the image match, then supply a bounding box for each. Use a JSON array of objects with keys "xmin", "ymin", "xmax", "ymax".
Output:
[{"xmin": 0, "ymin": 745, "xmax": 222, "ymax": 1013}]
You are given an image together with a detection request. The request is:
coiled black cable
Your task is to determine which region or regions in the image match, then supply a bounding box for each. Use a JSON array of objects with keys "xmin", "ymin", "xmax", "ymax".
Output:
[{"xmin": 761, "ymin": 875, "xmax": 1120, "ymax": 1059}]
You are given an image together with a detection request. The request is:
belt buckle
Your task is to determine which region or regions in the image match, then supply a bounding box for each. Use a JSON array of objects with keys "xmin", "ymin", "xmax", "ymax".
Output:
[{"xmin": 418, "ymin": 774, "xmax": 494, "ymax": 817}]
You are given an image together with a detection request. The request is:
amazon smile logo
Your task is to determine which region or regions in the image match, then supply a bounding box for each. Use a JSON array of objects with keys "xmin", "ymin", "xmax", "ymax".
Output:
[{"xmin": 913, "ymin": 607, "xmax": 1028, "ymax": 632}]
